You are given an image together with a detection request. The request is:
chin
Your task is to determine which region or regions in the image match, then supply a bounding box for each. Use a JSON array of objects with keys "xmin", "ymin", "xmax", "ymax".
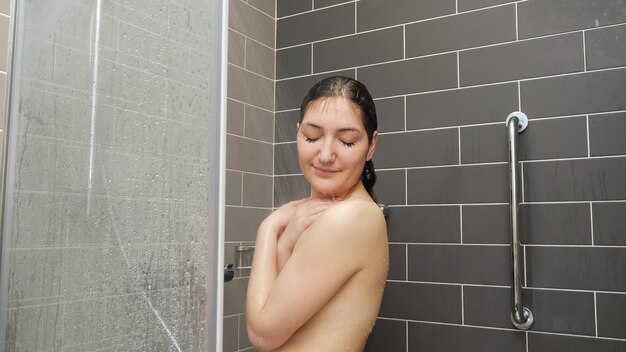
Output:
[{"xmin": 307, "ymin": 180, "xmax": 340, "ymax": 196}]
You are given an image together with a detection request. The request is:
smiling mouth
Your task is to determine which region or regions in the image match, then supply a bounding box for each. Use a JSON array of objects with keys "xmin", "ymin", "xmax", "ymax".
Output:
[{"xmin": 313, "ymin": 165, "xmax": 338, "ymax": 175}]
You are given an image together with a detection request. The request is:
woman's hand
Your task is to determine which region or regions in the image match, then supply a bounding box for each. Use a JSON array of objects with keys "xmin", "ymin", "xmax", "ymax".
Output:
[{"xmin": 268, "ymin": 197, "xmax": 337, "ymax": 271}]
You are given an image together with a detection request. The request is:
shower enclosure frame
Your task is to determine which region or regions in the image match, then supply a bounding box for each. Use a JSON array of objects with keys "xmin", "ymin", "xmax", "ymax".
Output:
[{"xmin": 0, "ymin": 0, "xmax": 229, "ymax": 350}]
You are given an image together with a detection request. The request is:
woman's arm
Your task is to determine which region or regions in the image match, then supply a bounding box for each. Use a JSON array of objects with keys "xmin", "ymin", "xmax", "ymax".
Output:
[
  {"xmin": 275, "ymin": 198, "xmax": 336, "ymax": 272},
  {"xmin": 246, "ymin": 199, "xmax": 386, "ymax": 351}
]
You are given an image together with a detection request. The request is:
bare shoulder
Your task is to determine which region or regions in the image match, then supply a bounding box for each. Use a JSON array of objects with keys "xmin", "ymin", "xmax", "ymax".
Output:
[
  {"xmin": 326, "ymin": 198, "xmax": 385, "ymax": 224},
  {"xmin": 306, "ymin": 198, "xmax": 387, "ymax": 246}
]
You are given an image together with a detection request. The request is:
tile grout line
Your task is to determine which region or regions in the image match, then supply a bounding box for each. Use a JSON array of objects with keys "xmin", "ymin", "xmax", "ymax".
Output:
[
  {"xmin": 406, "ymin": 320, "xmax": 409, "ymax": 352},
  {"xmin": 515, "ymin": 3, "xmax": 519, "ymax": 41},
  {"xmin": 461, "ymin": 285, "xmax": 465, "ymax": 325},
  {"xmin": 403, "ymin": 25, "xmax": 406, "ymax": 59},
  {"xmin": 594, "ymin": 291, "xmax": 598, "ymax": 337},
  {"xmin": 405, "ymin": 243, "xmax": 408, "ymax": 282},
  {"xmin": 381, "ymin": 317, "xmax": 626, "ymax": 341},
  {"xmin": 590, "ymin": 202, "xmax": 595, "ymax": 246},
  {"xmin": 457, "ymin": 127, "xmax": 461, "ymax": 166},
  {"xmin": 354, "ymin": 1, "xmax": 357, "ymax": 34},
  {"xmin": 526, "ymin": 331, "xmax": 529, "ymax": 352},
  {"xmin": 586, "ymin": 114, "xmax": 591, "ymax": 157},
  {"xmin": 583, "ymin": 30, "xmax": 587, "ymax": 72},
  {"xmin": 456, "ymin": 51, "xmax": 460, "ymax": 88},
  {"xmin": 459, "ymin": 205, "xmax": 463, "ymax": 244},
  {"xmin": 403, "ymin": 96, "xmax": 407, "ymax": 131}
]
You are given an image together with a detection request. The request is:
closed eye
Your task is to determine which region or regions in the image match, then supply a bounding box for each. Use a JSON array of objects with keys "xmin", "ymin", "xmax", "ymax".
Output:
[
  {"xmin": 305, "ymin": 137, "xmax": 319, "ymax": 143},
  {"xmin": 343, "ymin": 141, "xmax": 355, "ymax": 147}
]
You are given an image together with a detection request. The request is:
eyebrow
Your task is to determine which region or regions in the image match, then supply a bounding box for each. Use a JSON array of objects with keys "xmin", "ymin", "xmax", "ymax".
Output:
[{"xmin": 301, "ymin": 122, "xmax": 361, "ymax": 133}]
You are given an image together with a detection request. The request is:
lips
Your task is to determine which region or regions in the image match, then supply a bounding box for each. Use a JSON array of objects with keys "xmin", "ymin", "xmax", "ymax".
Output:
[{"xmin": 313, "ymin": 165, "xmax": 338, "ymax": 177}]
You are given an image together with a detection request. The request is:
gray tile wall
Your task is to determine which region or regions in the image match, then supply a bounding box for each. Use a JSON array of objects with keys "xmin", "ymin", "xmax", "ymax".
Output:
[
  {"xmin": 274, "ymin": 0, "xmax": 626, "ymax": 350},
  {"xmin": 224, "ymin": 0, "xmax": 275, "ymax": 351}
]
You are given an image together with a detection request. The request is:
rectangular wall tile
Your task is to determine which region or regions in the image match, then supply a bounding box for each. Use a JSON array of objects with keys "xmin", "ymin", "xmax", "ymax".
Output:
[
  {"xmin": 460, "ymin": 124, "xmax": 507, "ymax": 164},
  {"xmin": 463, "ymin": 116, "xmax": 588, "ymax": 164},
  {"xmin": 589, "ymin": 112, "xmax": 626, "ymax": 157},
  {"xmin": 223, "ymin": 316, "xmax": 239, "ymax": 352},
  {"xmin": 225, "ymin": 207, "xmax": 271, "ymax": 242},
  {"xmin": 0, "ymin": 0, "xmax": 9, "ymax": 15},
  {"xmin": 0, "ymin": 14, "xmax": 8, "ymax": 71},
  {"xmin": 277, "ymin": 3, "xmax": 354, "ymax": 48},
  {"xmin": 314, "ymin": 27, "xmax": 404, "ymax": 73},
  {"xmin": 408, "ymin": 244, "xmax": 511, "ymax": 285},
  {"xmin": 364, "ymin": 318, "xmax": 406, "ymax": 352},
  {"xmin": 521, "ymin": 68, "xmax": 626, "ymax": 119},
  {"xmin": 458, "ymin": 0, "xmax": 517, "ymax": 12},
  {"xmin": 527, "ymin": 247, "xmax": 626, "ymax": 291},
  {"xmin": 387, "ymin": 244, "xmax": 406, "ymax": 280},
  {"xmin": 526, "ymin": 289, "xmax": 596, "ymax": 335},
  {"xmin": 524, "ymin": 157, "xmax": 626, "ymax": 202},
  {"xmin": 529, "ymin": 332, "xmax": 626, "ymax": 352},
  {"xmin": 274, "ymin": 142, "xmax": 299, "ymax": 175},
  {"xmin": 406, "ymin": 83, "xmax": 518, "ymax": 130},
  {"xmin": 226, "ymin": 134, "xmax": 273, "ymax": 174},
  {"xmin": 230, "ymin": 0, "xmax": 275, "ymax": 48},
  {"xmin": 244, "ymin": 105, "xmax": 274, "ymax": 142},
  {"xmin": 405, "ymin": 5, "xmax": 516, "ymax": 58},
  {"xmin": 225, "ymin": 171, "xmax": 243, "ymax": 206},
  {"xmin": 275, "ymin": 110, "xmax": 300, "ymax": 143},
  {"xmin": 228, "ymin": 64, "xmax": 274, "ymax": 111},
  {"xmin": 387, "ymin": 206, "xmax": 460, "ymax": 243},
  {"xmin": 462, "ymin": 204, "xmax": 509, "ymax": 244},
  {"xmin": 586, "ymin": 24, "xmax": 626, "ymax": 70},
  {"xmin": 460, "ymin": 33, "xmax": 584, "ymax": 86},
  {"xmin": 407, "ymin": 164, "xmax": 508, "ymax": 204},
  {"xmin": 239, "ymin": 313, "xmax": 252, "ymax": 349},
  {"xmin": 464, "ymin": 286, "xmax": 595, "ymax": 335},
  {"xmin": 246, "ymin": 38, "xmax": 275, "ymax": 79},
  {"xmin": 276, "ymin": 69, "xmax": 355, "ymax": 111},
  {"xmin": 373, "ymin": 129, "xmax": 458, "ymax": 169},
  {"xmin": 409, "ymin": 322, "xmax": 525, "ymax": 352},
  {"xmin": 277, "ymin": 0, "xmax": 311, "ymax": 17},
  {"xmin": 373, "ymin": 170, "xmax": 406, "ymax": 206},
  {"xmin": 518, "ymin": 0, "xmax": 626, "ymax": 39},
  {"xmin": 274, "ymin": 175, "xmax": 310, "ymax": 206},
  {"xmin": 596, "ymin": 293, "xmax": 626, "ymax": 339},
  {"xmin": 277, "ymin": 44, "xmax": 311, "ymax": 79},
  {"xmin": 374, "ymin": 97, "xmax": 405, "ymax": 133},
  {"xmin": 358, "ymin": 54, "xmax": 457, "ymax": 98},
  {"xmin": 463, "ymin": 286, "xmax": 512, "ymax": 329},
  {"xmin": 247, "ymin": 0, "xmax": 275, "ymax": 17},
  {"xmin": 224, "ymin": 278, "xmax": 249, "ymax": 316},
  {"xmin": 228, "ymin": 30, "xmax": 245, "ymax": 67},
  {"xmin": 379, "ymin": 281, "xmax": 462, "ymax": 322},
  {"xmin": 0, "ymin": 73, "xmax": 5, "ymax": 128},
  {"xmin": 521, "ymin": 203, "xmax": 592, "ymax": 245},
  {"xmin": 592, "ymin": 202, "xmax": 626, "ymax": 246},
  {"xmin": 518, "ymin": 116, "xmax": 588, "ymax": 160},
  {"xmin": 227, "ymin": 99, "xmax": 245, "ymax": 135},
  {"xmin": 242, "ymin": 173, "xmax": 273, "ymax": 207},
  {"xmin": 357, "ymin": 0, "xmax": 455, "ymax": 32}
]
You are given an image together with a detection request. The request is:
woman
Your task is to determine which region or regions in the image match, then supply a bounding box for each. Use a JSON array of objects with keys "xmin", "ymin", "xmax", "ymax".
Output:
[{"xmin": 246, "ymin": 76, "xmax": 388, "ymax": 351}]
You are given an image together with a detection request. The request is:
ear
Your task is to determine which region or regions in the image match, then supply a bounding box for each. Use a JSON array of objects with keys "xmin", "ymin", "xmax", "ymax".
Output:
[{"xmin": 366, "ymin": 131, "xmax": 378, "ymax": 161}]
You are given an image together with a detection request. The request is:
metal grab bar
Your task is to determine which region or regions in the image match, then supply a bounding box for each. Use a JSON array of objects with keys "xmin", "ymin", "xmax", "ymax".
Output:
[{"xmin": 506, "ymin": 112, "xmax": 534, "ymax": 330}]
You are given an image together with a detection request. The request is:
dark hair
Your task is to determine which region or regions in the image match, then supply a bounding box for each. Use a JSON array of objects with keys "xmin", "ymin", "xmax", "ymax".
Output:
[{"xmin": 300, "ymin": 76, "xmax": 378, "ymax": 201}]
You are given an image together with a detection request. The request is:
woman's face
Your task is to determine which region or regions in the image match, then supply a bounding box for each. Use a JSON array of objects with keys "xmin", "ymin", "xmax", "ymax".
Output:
[{"xmin": 297, "ymin": 96, "xmax": 378, "ymax": 198}]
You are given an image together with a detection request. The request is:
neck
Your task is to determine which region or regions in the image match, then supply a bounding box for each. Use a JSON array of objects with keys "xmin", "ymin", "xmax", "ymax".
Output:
[{"xmin": 310, "ymin": 182, "xmax": 370, "ymax": 202}]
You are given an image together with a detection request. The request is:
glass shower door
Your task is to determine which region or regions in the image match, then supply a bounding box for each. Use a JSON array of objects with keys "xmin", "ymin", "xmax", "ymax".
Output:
[{"xmin": 0, "ymin": 0, "xmax": 224, "ymax": 351}]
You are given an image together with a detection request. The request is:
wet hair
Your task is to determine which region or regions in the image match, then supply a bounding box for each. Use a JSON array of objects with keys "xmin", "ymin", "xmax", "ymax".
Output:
[{"xmin": 300, "ymin": 76, "xmax": 378, "ymax": 201}]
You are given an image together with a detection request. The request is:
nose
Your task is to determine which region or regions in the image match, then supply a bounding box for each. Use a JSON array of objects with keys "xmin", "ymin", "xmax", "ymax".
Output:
[{"xmin": 318, "ymin": 140, "xmax": 336, "ymax": 164}]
